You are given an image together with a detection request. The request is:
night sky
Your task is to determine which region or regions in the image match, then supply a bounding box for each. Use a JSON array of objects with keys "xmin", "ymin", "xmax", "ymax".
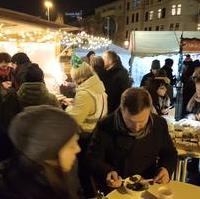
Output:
[{"xmin": 0, "ymin": 0, "xmax": 116, "ymax": 16}]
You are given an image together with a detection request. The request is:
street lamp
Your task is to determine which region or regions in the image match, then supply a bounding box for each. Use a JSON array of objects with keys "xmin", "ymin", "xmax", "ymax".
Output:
[{"xmin": 44, "ymin": 1, "xmax": 53, "ymax": 21}]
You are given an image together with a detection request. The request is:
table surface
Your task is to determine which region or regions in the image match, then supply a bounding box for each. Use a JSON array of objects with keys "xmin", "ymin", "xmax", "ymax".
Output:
[{"xmin": 106, "ymin": 181, "xmax": 200, "ymax": 199}]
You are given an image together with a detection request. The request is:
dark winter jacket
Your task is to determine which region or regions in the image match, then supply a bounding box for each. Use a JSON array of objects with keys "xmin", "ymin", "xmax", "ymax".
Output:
[
  {"xmin": 17, "ymin": 82, "xmax": 60, "ymax": 108},
  {"xmin": 161, "ymin": 65, "xmax": 175, "ymax": 85},
  {"xmin": 100, "ymin": 64, "xmax": 130, "ymax": 113},
  {"xmin": 0, "ymin": 155, "xmax": 81, "ymax": 199},
  {"xmin": 140, "ymin": 72, "xmax": 154, "ymax": 87},
  {"xmin": 88, "ymin": 109, "xmax": 177, "ymax": 191}
]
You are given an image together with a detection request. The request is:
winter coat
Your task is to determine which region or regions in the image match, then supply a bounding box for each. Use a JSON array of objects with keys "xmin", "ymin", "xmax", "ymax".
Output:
[
  {"xmin": 0, "ymin": 155, "xmax": 81, "ymax": 199},
  {"xmin": 66, "ymin": 75, "xmax": 107, "ymax": 133},
  {"xmin": 100, "ymin": 64, "xmax": 130, "ymax": 113},
  {"xmin": 140, "ymin": 72, "xmax": 154, "ymax": 87},
  {"xmin": 87, "ymin": 109, "xmax": 177, "ymax": 192},
  {"xmin": 17, "ymin": 82, "xmax": 60, "ymax": 108},
  {"xmin": 161, "ymin": 65, "xmax": 175, "ymax": 85}
]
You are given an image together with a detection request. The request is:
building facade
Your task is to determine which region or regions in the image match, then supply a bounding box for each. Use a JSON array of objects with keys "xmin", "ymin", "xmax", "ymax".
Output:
[
  {"xmin": 125, "ymin": 0, "xmax": 200, "ymax": 39},
  {"xmin": 84, "ymin": 0, "xmax": 200, "ymax": 46}
]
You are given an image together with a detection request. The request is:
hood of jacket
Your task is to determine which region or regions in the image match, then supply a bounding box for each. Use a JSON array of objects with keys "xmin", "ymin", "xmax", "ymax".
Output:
[
  {"xmin": 17, "ymin": 82, "xmax": 50, "ymax": 105},
  {"xmin": 77, "ymin": 74, "xmax": 105, "ymax": 94}
]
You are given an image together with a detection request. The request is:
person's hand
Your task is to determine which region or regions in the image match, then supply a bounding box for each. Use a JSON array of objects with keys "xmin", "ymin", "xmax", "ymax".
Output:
[
  {"xmin": 154, "ymin": 167, "xmax": 170, "ymax": 184},
  {"xmin": 61, "ymin": 98, "xmax": 74, "ymax": 106},
  {"xmin": 195, "ymin": 113, "xmax": 200, "ymax": 121},
  {"xmin": 161, "ymin": 108, "xmax": 169, "ymax": 115},
  {"xmin": 106, "ymin": 171, "xmax": 122, "ymax": 188},
  {"xmin": 2, "ymin": 81, "xmax": 12, "ymax": 90}
]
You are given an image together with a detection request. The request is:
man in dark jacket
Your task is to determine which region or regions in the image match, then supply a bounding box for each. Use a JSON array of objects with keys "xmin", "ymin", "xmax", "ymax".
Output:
[
  {"xmin": 140, "ymin": 59, "xmax": 160, "ymax": 87},
  {"xmin": 161, "ymin": 58, "xmax": 176, "ymax": 86},
  {"xmin": 101, "ymin": 51, "xmax": 131, "ymax": 113},
  {"xmin": 88, "ymin": 88, "xmax": 177, "ymax": 193}
]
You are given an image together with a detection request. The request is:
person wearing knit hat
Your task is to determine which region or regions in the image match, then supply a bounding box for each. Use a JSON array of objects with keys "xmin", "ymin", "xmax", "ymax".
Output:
[
  {"xmin": 140, "ymin": 59, "xmax": 160, "ymax": 87},
  {"xmin": 0, "ymin": 105, "xmax": 81, "ymax": 198},
  {"xmin": 17, "ymin": 63, "xmax": 59, "ymax": 108},
  {"xmin": 66, "ymin": 54, "xmax": 107, "ymax": 198}
]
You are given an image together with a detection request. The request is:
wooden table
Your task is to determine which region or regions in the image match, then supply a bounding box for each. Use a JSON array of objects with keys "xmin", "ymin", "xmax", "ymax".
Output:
[{"xmin": 106, "ymin": 181, "xmax": 200, "ymax": 199}]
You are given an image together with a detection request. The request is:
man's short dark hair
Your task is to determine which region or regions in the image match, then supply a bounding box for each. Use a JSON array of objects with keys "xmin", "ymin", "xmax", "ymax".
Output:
[
  {"xmin": 105, "ymin": 51, "xmax": 119, "ymax": 64},
  {"xmin": 121, "ymin": 88, "xmax": 152, "ymax": 115},
  {"xmin": 0, "ymin": 52, "xmax": 11, "ymax": 63}
]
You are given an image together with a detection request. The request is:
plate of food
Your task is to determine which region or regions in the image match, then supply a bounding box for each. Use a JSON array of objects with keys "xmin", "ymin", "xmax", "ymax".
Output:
[{"xmin": 123, "ymin": 175, "xmax": 151, "ymax": 198}]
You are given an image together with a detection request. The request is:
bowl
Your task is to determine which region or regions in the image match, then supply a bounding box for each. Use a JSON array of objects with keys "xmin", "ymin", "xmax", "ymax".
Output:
[{"xmin": 124, "ymin": 175, "xmax": 149, "ymax": 198}]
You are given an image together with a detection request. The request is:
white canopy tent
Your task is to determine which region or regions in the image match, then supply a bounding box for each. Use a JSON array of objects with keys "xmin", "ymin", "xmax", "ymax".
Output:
[
  {"xmin": 129, "ymin": 31, "xmax": 200, "ymax": 56},
  {"xmin": 128, "ymin": 31, "xmax": 200, "ymax": 86}
]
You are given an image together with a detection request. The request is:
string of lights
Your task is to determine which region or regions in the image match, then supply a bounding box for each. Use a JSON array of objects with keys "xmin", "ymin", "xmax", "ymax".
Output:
[{"xmin": 0, "ymin": 25, "xmax": 112, "ymax": 49}]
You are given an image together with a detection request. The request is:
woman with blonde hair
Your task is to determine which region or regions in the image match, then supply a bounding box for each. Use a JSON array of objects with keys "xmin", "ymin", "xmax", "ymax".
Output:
[{"xmin": 65, "ymin": 55, "xmax": 107, "ymax": 198}]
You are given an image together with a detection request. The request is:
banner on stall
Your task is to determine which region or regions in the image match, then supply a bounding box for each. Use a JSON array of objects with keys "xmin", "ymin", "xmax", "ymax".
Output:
[{"xmin": 182, "ymin": 38, "xmax": 200, "ymax": 52}]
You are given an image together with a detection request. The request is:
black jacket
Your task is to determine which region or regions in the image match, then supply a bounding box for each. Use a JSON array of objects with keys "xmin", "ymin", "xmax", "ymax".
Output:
[
  {"xmin": 100, "ymin": 64, "xmax": 130, "ymax": 113},
  {"xmin": 88, "ymin": 110, "xmax": 177, "ymax": 190},
  {"xmin": 0, "ymin": 155, "xmax": 82, "ymax": 199},
  {"xmin": 140, "ymin": 72, "xmax": 154, "ymax": 87}
]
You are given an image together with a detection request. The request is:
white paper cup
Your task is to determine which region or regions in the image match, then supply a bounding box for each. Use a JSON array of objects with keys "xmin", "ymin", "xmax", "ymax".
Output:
[{"xmin": 158, "ymin": 187, "xmax": 173, "ymax": 199}]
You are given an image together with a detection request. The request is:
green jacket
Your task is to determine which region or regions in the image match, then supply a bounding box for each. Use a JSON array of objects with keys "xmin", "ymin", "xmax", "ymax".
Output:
[{"xmin": 17, "ymin": 82, "xmax": 60, "ymax": 108}]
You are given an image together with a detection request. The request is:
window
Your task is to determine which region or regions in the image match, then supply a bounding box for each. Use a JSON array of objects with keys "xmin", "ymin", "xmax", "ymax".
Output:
[
  {"xmin": 197, "ymin": 24, "xmax": 200, "ymax": 31},
  {"xmin": 149, "ymin": 27, "xmax": 152, "ymax": 31},
  {"xmin": 126, "ymin": 16, "xmax": 129, "ymax": 25},
  {"xmin": 132, "ymin": 13, "xmax": 135, "ymax": 22},
  {"xmin": 161, "ymin": 8, "xmax": 166, "ymax": 18},
  {"xmin": 177, "ymin": 4, "xmax": 182, "ymax": 15},
  {"xmin": 127, "ymin": 2, "xmax": 130, "ymax": 11},
  {"xmin": 160, "ymin": 25, "xmax": 164, "ymax": 30},
  {"xmin": 144, "ymin": 27, "xmax": 148, "ymax": 31},
  {"xmin": 136, "ymin": 13, "xmax": 139, "ymax": 22},
  {"xmin": 156, "ymin": 26, "xmax": 159, "ymax": 31},
  {"xmin": 149, "ymin": 11, "xmax": 154, "ymax": 20},
  {"xmin": 126, "ymin": 30, "xmax": 129, "ymax": 39},
  {"xmin": 135, "ymin": 28, "xmax": 138, "ymax": 30},
  {"xmin": 169, "ymin": 23, "xmax": 174, "ymax": 30},
  {"xmin": 145, "ymin": 11, "xmax": 148, "ymax": 21},
  {"xmin": 132, "ymin": 0, "xmax": 141, "ymax": 9},
  {"xmin": 172, "ymin": 4, "xmax": 181, "ymax": 16},
  {"xmin": 172, "ymin": 5, "xmax": 176, "ymax": 16},
  {"xmin": 175, "ymin": 23, "xmax": 180, "ymax": 30},
  {"xmin": 157, "ymin": 9, "xmax": 162, "ymax": 19}
]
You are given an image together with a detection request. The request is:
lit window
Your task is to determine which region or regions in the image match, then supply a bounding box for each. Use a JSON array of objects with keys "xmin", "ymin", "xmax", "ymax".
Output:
[
  {"xmin": 158, "ymin": 9, "xmax": 162, "ymax": 18},
  {"xmin": 172, "ymin": 5, "xmax": 176, "ymax": 16},
  {"xmin": 197, "ymin": 24, "xmax": 200, "ymax": 31},
  {"xmin": 177, "ymin": 4, "xmax": 182, "ymax": 15},
  {"xmin": 149, "ymin": 11, "xmax": 154, "ymax": 20}
]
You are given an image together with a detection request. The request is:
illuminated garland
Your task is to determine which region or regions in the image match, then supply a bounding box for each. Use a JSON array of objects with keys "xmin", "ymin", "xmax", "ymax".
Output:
[{"xmin": 0, "ymin": 27, "xmax": 112, "ymax": 49}]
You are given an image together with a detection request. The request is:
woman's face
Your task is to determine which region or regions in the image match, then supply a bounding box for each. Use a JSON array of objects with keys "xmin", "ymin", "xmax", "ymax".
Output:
[
  {"xmin": 196, "ymin": 82, "xmax": 200, "ymax": 98},
  {"xmin": 157, "ymin": 85, "xmax": 167, "ymax": 97},
  {"xmin": 59, "ymin": 134, "xmax": 81, "ymax": 172}
]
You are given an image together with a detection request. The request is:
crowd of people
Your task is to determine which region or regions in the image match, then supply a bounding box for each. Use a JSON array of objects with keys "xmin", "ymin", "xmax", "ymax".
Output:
[{"xmin": 0, "ymin": 50, "xmax": 199, "ymax": 198}]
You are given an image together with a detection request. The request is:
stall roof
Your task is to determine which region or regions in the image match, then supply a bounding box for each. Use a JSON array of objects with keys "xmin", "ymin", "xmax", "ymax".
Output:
[
  {"xmin": 0, "ymin": 7, "xmax": 79, "ymax": 32},
  {"xmin": 129, "ymin": 31, "xmax": 200, "ymax": 56}
]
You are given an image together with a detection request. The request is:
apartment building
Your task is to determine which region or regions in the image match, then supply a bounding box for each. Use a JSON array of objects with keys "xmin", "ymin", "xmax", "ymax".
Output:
[{"xmin": 125, "ymin": 0, "xmax": 200, "ymax": 38}]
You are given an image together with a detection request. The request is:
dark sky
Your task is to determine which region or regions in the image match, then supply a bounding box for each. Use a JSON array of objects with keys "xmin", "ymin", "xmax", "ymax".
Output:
[{"xmin": 0, "ymin": 0, "xmax": 116, "ymax": 16}]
